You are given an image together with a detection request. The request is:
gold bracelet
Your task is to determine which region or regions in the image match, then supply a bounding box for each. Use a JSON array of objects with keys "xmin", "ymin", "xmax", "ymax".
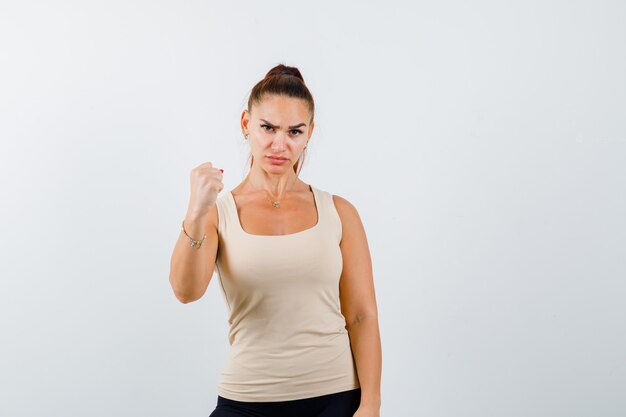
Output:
[{"xmin": 181, "ymin": 219, "xmax": 206, "ymax": 249}]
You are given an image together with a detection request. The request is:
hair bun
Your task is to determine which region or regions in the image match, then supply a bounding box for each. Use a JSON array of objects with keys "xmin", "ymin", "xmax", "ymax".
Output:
[{"xmin": 265, "ymin": 64, "xmax": 304, "ymax": 83}]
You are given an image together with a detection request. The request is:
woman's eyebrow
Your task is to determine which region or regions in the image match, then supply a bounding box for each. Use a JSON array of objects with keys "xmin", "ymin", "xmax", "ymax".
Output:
[{"xmin": 260, "ymin": 119, "xmax": 306, "ymax": 129}]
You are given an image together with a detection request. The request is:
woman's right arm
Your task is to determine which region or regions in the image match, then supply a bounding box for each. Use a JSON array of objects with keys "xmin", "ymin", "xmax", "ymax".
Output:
[
  {"xmin": 169, "ymin": 204, "xmax": 219, "ymax": 303},
  {"xmin": 169, "ymin": 162, "xmax": 223, "ymax": 303}
]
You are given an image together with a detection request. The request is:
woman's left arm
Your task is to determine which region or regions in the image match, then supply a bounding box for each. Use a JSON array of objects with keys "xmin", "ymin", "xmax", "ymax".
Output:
[{"xmin": 333, "ymin": 195, "xmax": 382, "ymax": 416}]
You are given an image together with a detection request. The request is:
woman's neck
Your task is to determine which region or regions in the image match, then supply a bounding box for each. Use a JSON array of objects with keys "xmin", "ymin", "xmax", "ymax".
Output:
[{"xmin": 242, "ymin": 166, "xmax": 303, "ymax": 199}]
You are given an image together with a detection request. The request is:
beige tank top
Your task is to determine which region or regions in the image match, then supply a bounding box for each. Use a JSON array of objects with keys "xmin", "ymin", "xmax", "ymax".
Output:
[{"xmin": 213, "ymin": 184, "xmax": 360, "ymax": 402}]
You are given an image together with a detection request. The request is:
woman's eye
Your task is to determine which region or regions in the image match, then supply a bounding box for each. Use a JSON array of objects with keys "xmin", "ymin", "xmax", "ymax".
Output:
[{"xmin": 260, "ymin": 125, "xmax": 302, "ymax": 136}]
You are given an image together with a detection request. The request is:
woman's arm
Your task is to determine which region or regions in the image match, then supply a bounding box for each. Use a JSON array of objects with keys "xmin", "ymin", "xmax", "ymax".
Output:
[
  {"xmin": 169, "ymin": 203, "xmax": 219, "ymax": 303},
  {"xmin": 333, "ymin": 195, "xmax": 382, "ymax": 412}
]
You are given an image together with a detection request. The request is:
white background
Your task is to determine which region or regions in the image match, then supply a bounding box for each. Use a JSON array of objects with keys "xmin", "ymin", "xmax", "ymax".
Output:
[{"xmin": 1, "ymin": 1, "xmax": 625, "ymax": 416}]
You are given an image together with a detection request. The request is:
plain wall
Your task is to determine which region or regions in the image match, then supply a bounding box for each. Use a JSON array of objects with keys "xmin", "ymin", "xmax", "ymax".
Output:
[{"xmin": 0, "ymin": 1, "xmax": 624, "ymax": 416}]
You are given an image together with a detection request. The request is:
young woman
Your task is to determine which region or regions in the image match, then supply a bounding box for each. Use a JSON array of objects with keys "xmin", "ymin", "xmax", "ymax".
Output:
[{"xmin": 169, "ymin": 64, "xmax": 382, "ymax": 417}]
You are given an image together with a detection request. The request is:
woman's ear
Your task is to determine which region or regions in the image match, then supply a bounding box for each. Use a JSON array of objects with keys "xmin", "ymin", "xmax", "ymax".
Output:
[{"xmin": 241, "ymin": 109, "xmax": 250, "ymax": 134}]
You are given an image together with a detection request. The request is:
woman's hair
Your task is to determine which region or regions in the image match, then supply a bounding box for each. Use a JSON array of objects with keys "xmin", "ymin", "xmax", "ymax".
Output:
[{"xmin": 246, "ymin": 64, "xmax": 315, "ymax": 177}]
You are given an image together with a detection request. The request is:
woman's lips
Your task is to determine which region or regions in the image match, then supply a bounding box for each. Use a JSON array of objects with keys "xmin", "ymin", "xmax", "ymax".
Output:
[{"xmin": 267, "ymin": 156, "xmax": 289, "ymax": 164}]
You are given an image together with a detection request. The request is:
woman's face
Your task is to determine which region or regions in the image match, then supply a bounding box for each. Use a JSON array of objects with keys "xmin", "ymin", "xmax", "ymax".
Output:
[{"xmin": 242, "ymin": 94, "xmax": 314, "ymax": 174}]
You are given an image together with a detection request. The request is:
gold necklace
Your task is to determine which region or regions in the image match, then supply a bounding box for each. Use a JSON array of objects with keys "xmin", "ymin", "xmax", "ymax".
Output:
[{"xmin": 267, "ymin": 197, "xmax": 281, "ymax": 208}]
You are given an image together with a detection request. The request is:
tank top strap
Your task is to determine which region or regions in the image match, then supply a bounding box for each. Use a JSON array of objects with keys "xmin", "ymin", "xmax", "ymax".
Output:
[
  {"xmin": 214, "ymin": 191, "xmax": 237, "ymax": 237},
  {"xmin": 310, "ymin": 185, "xmax": 342, "ymax": 244}
]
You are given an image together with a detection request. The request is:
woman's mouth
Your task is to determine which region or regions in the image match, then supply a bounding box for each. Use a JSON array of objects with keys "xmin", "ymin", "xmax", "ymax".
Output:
[{"xmin": 267, "ymin": 156, "xmax": 289, "ymax": 164}]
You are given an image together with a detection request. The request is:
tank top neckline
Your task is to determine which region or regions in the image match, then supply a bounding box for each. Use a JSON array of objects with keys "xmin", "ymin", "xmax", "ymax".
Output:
[{"xmin": 227, "ymin": 184, "xmax": 321, "ymax": 238}]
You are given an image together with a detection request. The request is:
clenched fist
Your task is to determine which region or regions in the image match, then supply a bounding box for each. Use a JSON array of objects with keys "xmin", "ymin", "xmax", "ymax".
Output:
[{"xmin": 187, "ymin": 161, "xmax": 224, "ymax": 217}]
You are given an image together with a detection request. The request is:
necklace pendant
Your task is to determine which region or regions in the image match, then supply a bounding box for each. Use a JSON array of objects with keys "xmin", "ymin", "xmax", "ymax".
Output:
[{"xmin": 272, "ymin": 201, "xmax": 280, "ymax": 208}]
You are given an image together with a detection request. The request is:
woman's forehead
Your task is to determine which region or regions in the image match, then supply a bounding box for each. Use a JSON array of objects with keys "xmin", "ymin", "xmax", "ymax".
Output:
[{"xmin": 251, "ymin": 96, "xmax": 310, "ymax": 120}]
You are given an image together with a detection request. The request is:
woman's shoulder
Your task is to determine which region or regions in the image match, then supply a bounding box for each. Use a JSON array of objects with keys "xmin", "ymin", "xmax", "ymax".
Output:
[
  {"xmin": 331, "ymin": 194, "xmax": 358, "ymax": 220},
  {"xmin": 311, "ymin": 185, "xmax": 359, "ymax": 221},
  {"xmin": 313, "ymin": 187, "xmax": 363, "ymax": 245}
]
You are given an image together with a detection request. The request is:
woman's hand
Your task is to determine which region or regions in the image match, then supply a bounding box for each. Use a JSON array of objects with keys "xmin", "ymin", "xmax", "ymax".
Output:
[
  {"xmin": 187, "ymin": 161, "xmax": 223, "ymax": 217},
  {"xmin": 353, "ymin": 404, "xmax": 380, "ymax": 417}
]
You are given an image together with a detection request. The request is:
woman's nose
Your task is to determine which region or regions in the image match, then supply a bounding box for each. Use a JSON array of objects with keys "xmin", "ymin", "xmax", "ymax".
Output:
[{"xmin": 271, "ymin": 136, "xmax": 287, "ymax": 151}]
